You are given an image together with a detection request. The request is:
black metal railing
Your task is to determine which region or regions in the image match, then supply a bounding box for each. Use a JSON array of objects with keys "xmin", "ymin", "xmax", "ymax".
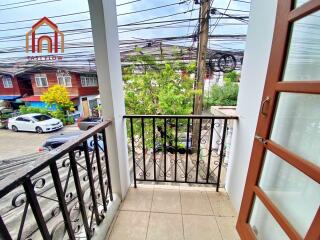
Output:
[
  {"xmin": 125, "ymin": 115, "xmax": 238, "ymax": 191},
  {"xmin": 0, "ymin": 121, "xmax": 113, "ymax": 240}
]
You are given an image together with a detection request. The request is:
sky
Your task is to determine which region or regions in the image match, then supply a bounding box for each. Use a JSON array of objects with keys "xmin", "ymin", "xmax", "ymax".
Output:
[{"xmin": 0, "ymin": 0, "xmax": 251, "ymax": 69}]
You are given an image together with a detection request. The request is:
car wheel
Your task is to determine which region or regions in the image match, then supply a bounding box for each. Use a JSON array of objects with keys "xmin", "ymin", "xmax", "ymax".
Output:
[
  {"xmin": 36, "ymin": 127, "xmax": 43, "ymax": 134},
  {"xmin": 11, "ymin": 125, "xmax": 18, "ymax": 132}
]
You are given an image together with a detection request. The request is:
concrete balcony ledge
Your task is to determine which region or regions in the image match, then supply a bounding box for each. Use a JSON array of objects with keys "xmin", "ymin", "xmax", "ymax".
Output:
[{"xmin": 106, "ymin": 184, "xmax": 240, "ymax": 240}]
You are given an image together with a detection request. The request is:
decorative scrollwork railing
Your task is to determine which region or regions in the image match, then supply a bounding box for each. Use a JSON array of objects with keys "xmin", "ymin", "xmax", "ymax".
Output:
[
  {"xmin": 0, "ymin": 121, "xmax": 113, "ymax": 240},
  {"xmin": 125, "ymin": 115, "xmax": 238, "ymax": 191}
]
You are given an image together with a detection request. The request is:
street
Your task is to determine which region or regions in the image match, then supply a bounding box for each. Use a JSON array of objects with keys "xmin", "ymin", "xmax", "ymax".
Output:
[{"xmin": 0, "ymin": 125, "xmax": 80, "ymax": 161}]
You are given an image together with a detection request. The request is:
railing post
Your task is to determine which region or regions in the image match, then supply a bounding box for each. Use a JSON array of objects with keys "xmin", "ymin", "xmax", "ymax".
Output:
[
  {"xmin": 83, "ymin": 141, "xmax": 102, "ymax": 225},
  {"xmin": 195, "ymin": 118, "xmax": 203, "ymax": 183},
  {"xmin": 50, "ymin": 161, "xmax": 76, "ymax": 240},
  {"xmin": 69, "ymin": 151, "xmax": 92, "ymax": 239},
  {"xmin": 23, "ymin": 178, "xmax": 50, "ymax": 240},
  {"xmin": 185, "ymin": 118, "xmax": 190, "ymax": 182},
  {"xmin": 141, "ymin": 118, "xmax": 146, "ymax": 180},
  {"xmin": 152, "ymin": 117, "xmax": 156, "ymax": 181},
  {"xmin": 130, "ymin": 118, "xmax": 137, "ymax": 188},
  {"xmin": 216, "ymin": 119, "xmax": 228, "ymax": 192},
  {"xmin": 163, "ymin": 118, "xmax": 167, "ymax": 181},
  {"xmin": 93, "ymin": 134, "xmax": 108, "ymax": 211},
  {"xmin": 206, "ymin": 118, "xmax": 215, "ymax": 183},
  {"xmin": 0, "ymin": 215, "xmax": 12, "ymax": 240},
  {"xmin": 101, "ymin": 129, "xmax": 113, "ymax": 201},
  {"xmin": 174, "ymin": 118, "xmax": 178, "ymax": 182}
]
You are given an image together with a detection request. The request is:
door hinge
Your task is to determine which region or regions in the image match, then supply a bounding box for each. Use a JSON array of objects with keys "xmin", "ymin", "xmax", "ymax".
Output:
[{"xmin": 255, "ymin": 135, "xmax": 267, "ymax": 144}]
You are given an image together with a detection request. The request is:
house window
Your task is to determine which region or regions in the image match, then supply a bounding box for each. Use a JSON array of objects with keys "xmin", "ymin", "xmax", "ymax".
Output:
[
  {"xmin": 80, "ymin": 76, "xmax": 98, "ymax": 87},
  {"xmin": 2, "ymin": 76, "xmax": 13, "ymax": 88},
  {"xmin": 35, "ymin": 74, "xmax": 48, "ymax": 87},
  {"xmin": 57, "ymin": 75, "xmax": 72, "ymax": 87}
]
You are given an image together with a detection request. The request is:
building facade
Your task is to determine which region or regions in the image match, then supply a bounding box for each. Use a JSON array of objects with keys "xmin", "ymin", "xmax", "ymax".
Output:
[{"xmin": 0, "ymin": 66, "xmax": 100, "ymax": 117}]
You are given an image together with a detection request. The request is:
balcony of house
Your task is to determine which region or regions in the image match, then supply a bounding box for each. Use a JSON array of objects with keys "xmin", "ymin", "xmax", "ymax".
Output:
[{"xmin": 0, "ymin": 114, "xmax": 239, "ymax": 240}]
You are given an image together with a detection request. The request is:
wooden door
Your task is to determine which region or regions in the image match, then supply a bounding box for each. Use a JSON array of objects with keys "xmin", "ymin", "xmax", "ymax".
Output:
[
  {"xmin": 237, "ymin": 1, "xmax": 320, "ymax": 239},
  {"xmin": 82, "ymin": 98, "xmax": 90, "ymax": 117}
]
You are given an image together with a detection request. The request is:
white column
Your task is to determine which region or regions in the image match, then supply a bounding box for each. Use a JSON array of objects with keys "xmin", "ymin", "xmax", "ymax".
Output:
[
  {"xmin": 88, "ymin": 0, "xmax": 130, "ymax": 199},
  {"xmin": 225, "ymin": 0, "xmax": 278, "ymax": 211}
]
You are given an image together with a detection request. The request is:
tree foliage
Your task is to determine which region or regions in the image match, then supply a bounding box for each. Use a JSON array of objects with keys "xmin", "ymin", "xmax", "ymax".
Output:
[
  {"xmin": 123, "ymin": 54, "xmax": 198, "ymax": 115},
  {"xmin": 123, "ymin": 53, "xmax": 198, "ymax": 148},
  {"xmin": 223, "ymin": 71, "xmax": 239, "ymax": 83},
  {"xmin": 40, "ymin": 85, "xmax": 75, "ymax": 112},
  {"xmin": 204, "ymin": 71, "xmax": 240, "ymax": 109}
]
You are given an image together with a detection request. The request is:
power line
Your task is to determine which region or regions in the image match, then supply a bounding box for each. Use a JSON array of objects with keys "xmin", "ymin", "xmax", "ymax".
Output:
[
  {"xmin": 0, "ymin": 0, "xmax": 40, "ymax": 7},
  {"xmin": 0, "ymin": 0, "xmax": 62, "ymax": 11},
  {"xmin": 117, "ymin": 0, "xmax": 142, "ymax": 7},
  {"xmin": 117, "ymin": 1, "xmax": 188, "ymax": 16},
  {"xmin": 0, "ymin": 16, "xmax": 248, "ymax": 41},
  {"xmin": 0, "ymin": 9, "xmax": 198, "ymax": 32}
]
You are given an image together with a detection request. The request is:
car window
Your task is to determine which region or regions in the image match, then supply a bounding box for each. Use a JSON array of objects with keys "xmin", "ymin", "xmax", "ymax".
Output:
[
  {"xmin": 33, "ymin": 115, "xmax": 51, "ymax": 121},
  {"xmin": 50, "ymin": 142, "xmax": 64, "ymax": 149},
  {"xmin": 16, "ymin": 117, "xmax": 30, "ymax": 122}
]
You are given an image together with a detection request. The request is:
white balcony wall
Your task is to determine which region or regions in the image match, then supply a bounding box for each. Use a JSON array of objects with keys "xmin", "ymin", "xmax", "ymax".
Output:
[{"xmin": 225, "ymin": 0, "xmax": 278, "ymax": 211}]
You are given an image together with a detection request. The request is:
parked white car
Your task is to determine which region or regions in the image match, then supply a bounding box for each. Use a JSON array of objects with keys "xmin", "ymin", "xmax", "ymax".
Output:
[{"xmin": 8, "ymin": 113, "xmax": 63, "ymax": 133}]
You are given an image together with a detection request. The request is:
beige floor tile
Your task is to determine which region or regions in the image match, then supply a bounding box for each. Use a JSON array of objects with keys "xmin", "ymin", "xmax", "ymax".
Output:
[
  {"xmin": 153, "ymin": 184, "xmax": 180, "ymax": 190},
  {"xmin": 207, "ymin": 192, "xmax": 237, "ymax": 217},
  {"xmin": 108, "ymin": 211, "xmax": 149, "ymax": 240},
  {"xmin": 180, "ymin": 190, "xmax": 213, "ymax": 215},
  {"xmin": 146, "ymin": 213, "xmax": 184, "ymax": 240},
  {"xmin": 183, "ymin": 215, "xmax": 222, "ymax": 240},
  {"xmin": 216, "ymin": 216, "xmax": 240, "ymax": 240},
  {"xmin": 151, "ymin": 189, "xmax": 181, "ymax": 213},
  {"xmin": 120, "ymin": 187, "xmax": 153, "ymax": 211}
]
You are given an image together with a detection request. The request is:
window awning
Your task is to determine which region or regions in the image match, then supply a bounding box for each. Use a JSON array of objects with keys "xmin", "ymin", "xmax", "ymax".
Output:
[
  {"xmin": 0, "ymin": 96, "xmax": 21, "ymax": 100},
  {"xmin": 20, "ymin": 96, "xmax": 78, "ymax": 102}
]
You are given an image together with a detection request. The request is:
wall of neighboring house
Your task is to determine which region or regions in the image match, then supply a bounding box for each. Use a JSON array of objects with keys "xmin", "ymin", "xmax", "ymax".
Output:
[
  {"xmin": 31, "ymin": 71, "xmax": 80, "ymax": 96},
  {"xmin": 75, "ymin": 74, "xmax": 99, "ymax": 96},
  {"xmin": 225, "ymin": 0, "xmax": 277, "ymax": 212},
  {"xmin": 0, "ymin": 75, "xmax": 22, "ymax": 96}
]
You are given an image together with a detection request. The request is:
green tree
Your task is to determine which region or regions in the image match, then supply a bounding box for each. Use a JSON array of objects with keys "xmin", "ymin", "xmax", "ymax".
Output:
[
  {"xmin": 204, "ymin": 71, "xmax": 240, "ymax": 109},
  {"xmin": 123, "ymin": 54, "xmax": 199, "ymax": 148},
  {"xmin": 223, "ymin": 71, "xmax": 240, "ymax": 83},
  {"xmin": 124, "ymin": 54, "xmax": 198, "ymax": 115},
  {"xmin": 41, "ymin": 85, "xmax": 75, "ymax": 113},
  {"xmin": 205, "ymin": 83, "xmax": 239, "ymax": 107}
]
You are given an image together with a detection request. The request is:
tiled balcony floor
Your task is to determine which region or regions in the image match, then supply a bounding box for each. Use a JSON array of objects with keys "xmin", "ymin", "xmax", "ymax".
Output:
[{"xmin": 106, "ymin": 184, "xmax": 240, "ymax": 240}]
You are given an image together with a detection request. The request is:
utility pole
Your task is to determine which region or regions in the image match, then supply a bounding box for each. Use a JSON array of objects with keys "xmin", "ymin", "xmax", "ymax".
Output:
[
  {"xmin": 192, "ymin": 0, "xmax": 210, "ymax": 148},
  {"xmin": 194, "ymin": 0, "xmax": 210, "ymax": 115}
]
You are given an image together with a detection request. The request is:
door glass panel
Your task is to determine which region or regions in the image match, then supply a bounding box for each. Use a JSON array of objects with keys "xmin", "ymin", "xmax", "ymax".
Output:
[
  {"xmin": 294, "ymin": 0, "xmax": 310, "ymax": 8},
  {"xmin": 270, "ymin": 93, "xmax": 320, "ymax": 166},
  {"xmin": 258, "ymin": 150, "xmax": 320, "ymax": 237},
  {"xmin": 249, "ymin": 196, "xmax": 289, "ymax": 240},
  {"xmin": 283, "ymin": 11, "xmax": 320, "ymax": 81}
]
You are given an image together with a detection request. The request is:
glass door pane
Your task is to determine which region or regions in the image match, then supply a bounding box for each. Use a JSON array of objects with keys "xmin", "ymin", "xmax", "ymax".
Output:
[
  {"xmin": 294, "ymin": 0, "xmax": 310, "ymax": 8},
  {"xmin": 249, "ymin": 197, "xmax": 289, "ymax": 240},
  {"xmin": 257, "ymin": 151, "xmax": 320, "ymax": 237},
  {"xmin": 270, "ymin": 93, "xmax": 320, "ymax": 166},
  {"xmin": 283, "ymin": 10, "xmax": 320, "ymax": 81}
]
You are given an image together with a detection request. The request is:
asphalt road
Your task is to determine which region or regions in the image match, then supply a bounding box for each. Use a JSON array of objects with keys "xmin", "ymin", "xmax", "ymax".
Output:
[{"xmin": 0, "ymin": 125, "xmax": 80, "ymax": 161}]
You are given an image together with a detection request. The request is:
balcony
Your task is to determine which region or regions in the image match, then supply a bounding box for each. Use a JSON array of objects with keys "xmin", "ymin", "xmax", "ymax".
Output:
[
  {"xmin": 0, "ymin": 114, "xmax": 238, "ymax": 239},
  {"xmin": 107, "ymin": 185, "xmax": 239, "ymax": 240}
]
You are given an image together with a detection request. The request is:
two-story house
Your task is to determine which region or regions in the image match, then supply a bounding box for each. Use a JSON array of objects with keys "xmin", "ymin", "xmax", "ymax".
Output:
[
  {"xmin": 0, "ymin": 72, "xmax": 33, "ymax": 102},
  {"xmin": 0, "ymin": 65, "xmax": 100, "ymax": 117}
]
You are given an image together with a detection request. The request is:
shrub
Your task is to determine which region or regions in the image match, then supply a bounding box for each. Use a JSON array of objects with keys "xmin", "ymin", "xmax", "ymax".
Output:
[{"xmin": 204, "ymin": 82, "xmax": 239, "ymax": 108}]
